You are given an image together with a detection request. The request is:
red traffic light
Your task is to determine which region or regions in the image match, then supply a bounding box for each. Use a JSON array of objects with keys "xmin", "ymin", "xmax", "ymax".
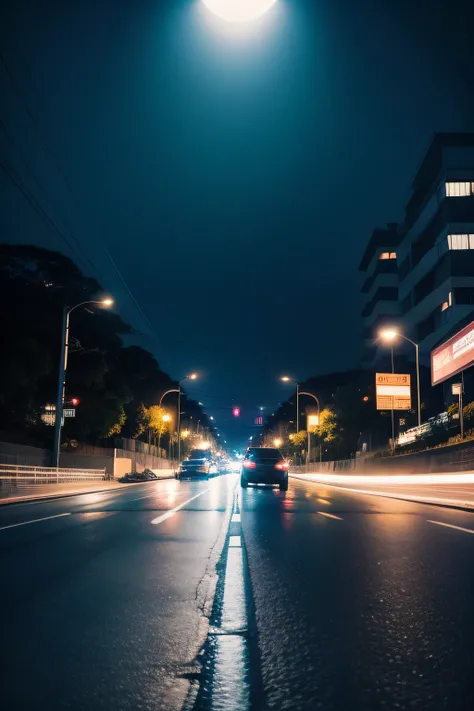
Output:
[
  {"xmin": 71, "ymin": 398, "xmax": 80, "ymax": 406},
  {"xmin": 233, "ymin": 407, "xmax": 240, "ymax": 417}
]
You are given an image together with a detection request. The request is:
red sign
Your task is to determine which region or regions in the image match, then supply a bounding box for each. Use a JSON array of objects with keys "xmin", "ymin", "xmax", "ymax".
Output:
[{"xmin": 431, "ymin": 320, "xmax": 474, "ymax": 386}]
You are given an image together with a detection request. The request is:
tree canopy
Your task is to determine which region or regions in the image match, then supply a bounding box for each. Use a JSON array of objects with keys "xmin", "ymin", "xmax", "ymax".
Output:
[{"xmin": 0, "ymin": 245, "xmax": 205, "ymax": 448}]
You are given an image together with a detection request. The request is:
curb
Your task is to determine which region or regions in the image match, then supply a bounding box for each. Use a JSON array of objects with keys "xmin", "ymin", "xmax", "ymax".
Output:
[{"xmin": 0, "ymin": 475, "xmax": 175, "ymax": 507}]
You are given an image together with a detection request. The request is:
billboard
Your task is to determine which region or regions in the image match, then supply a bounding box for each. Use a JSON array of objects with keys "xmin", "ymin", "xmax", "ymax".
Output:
[
  {"xmin": 431, "ymin": 320, "xmax": 474, "ymax": 386},
  {"xmin": 375, "ymin": 373, "xmax": 411, "ymax": 410}
]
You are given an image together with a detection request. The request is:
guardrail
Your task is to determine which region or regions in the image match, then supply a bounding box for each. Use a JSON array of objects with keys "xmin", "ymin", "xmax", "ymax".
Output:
[{"xmin": 0, "ymin": 463, "xmax": 105, "ymax": 486}]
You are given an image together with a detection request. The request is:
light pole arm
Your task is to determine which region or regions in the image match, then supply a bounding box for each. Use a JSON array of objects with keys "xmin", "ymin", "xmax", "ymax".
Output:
[
  {"xmin": 67, "ymin": 300, "xmax": 105, "ymax": 316},
  {"xmin": 159, "ymin": 388, "xmax": 180, "ymax": 407}
]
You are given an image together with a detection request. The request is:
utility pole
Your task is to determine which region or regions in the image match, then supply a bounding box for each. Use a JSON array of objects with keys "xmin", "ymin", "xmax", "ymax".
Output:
[{"xmin": 52, "ymin": 305, "xmax": 69, "ymax": 468}]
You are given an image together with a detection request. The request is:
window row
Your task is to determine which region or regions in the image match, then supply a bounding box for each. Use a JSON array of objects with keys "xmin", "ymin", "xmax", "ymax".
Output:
[
  {"xmin": 441, "ymin": 291, "xmax": 452, "ymax": 312},
  {"xmin": 379, "ymin": 252, "xmax": 397, "ymax": 260},
  {"xmin": 447, "ymin": 233, "xmax": 474, "ymax": 250},
  {"xmin": 445, "ymin": 182, "xmax": 474, "ymax": 197}
]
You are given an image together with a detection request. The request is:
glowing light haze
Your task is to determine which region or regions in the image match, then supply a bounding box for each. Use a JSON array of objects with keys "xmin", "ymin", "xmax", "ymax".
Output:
[{"xmin": 202, "ymin": 0, "xmax": 277, "ymax": 23}]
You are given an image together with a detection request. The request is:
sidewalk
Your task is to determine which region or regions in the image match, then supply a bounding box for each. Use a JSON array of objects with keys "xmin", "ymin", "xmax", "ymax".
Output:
[{"xmin": 0, "ymin": 471, "xmax": 175, "ymax": 505}]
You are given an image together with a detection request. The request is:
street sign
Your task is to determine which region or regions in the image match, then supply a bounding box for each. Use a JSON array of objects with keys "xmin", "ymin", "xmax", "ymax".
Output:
[
  {"xmin": 452, "ymin": 383, "xmax": 462, "ymax": 395},
  {"xmin": 375, "ymin": 373, "xmax": 410, "ymax": 386},
  {"xmin": 64, "ymin": 408, "xmax": 76, "ymax": 418},
  {"xmin": 376, "ymin": 373, "xmax": 411, "ymax": 411}
]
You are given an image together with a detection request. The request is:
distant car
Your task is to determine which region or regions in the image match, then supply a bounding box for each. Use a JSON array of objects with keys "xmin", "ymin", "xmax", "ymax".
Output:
[
  {"xmin": 177, "ymin": 449, "xmax": 217, "ymax": 480},
  {"xmin": 240, "ymin": 447, "xmax": 289, "ymax": 491}
]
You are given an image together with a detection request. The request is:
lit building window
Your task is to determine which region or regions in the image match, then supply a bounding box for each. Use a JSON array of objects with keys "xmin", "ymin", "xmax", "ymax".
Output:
[
  {"xmin": 390, "ymin": 252, "xmax": 397, "ymax": 259},
  {"xmin": 441, "ymin": 301, "xmax": 449, "ymax": 312},
  {"xmin": 447, "ymin": 234, "xmax": 474, "ymax": 250},
  {"xmin": 448, "ymin": 290, "xmax": 452, "ymax": 306},
  {"xmin": 379, "ymin": 252, "xmax": 397, "ymax": 260},
  {"xmin": 445, "ymin": 182, "xmax": 473, "ymax": 197}
]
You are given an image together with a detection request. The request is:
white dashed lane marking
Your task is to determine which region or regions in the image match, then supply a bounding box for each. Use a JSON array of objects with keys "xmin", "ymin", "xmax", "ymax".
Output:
[
  {"xmin": 317, "ymin": 511, "xmax": 343, "ymax": 521},
  {"xmin": 0, "ymin": 513, "xmax": 71, "ymax": 532},
  {"xmin": 150, "ymin": 489, "xmax": 210, "ymax": 525},
  {"xmin": 427, "ymin": 520, "xmax": 474, "ymax": 535}
]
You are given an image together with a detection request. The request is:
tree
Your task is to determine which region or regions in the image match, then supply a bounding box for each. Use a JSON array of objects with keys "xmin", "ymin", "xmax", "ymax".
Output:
[
  {"xmin": 317, "ymin": 408, "xmax": 338, "ymax": 443},
  {"xmin": 0, "ymin": 245, "xmax": 178, "ymax": 447},
  {"xmin": 291, "ymin": 430, "xmax": 307, "ymax": 448},
  {"xmin": 147, "ymin": 405, "xmax": 173, "ymax": 437},
  {"xmin": 463, "ymin": 401, "xmax": 474, "ymax": 422}
]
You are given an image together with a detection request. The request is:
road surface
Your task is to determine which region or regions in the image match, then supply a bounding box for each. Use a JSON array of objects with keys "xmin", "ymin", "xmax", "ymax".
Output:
[{"xmin": 2, "ymin": 475, "xmax": 474, "ymax": 710}]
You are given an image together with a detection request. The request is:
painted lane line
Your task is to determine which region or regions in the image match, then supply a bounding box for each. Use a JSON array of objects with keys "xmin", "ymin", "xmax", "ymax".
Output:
[
  {"xmin": 427, "ymin": 520, "xmax": 474, "ymax": 535},
  {"xmin": 229, "ymin": 535, "xmax": 242, "ymax": 547},
  {"xmin": 317, "ymin": 511, "xmax": 343, "ymax": 521},
  {"xmin": 0, "ymin": 512, "xmax": 71, "ymax": 532},
  {"xmin": 231, "ymin": 513, "xmax": 241, "ymax": 522},
  {"xmin": 151, "ymin": 489, "xmax": 210, "ymax": 525}
]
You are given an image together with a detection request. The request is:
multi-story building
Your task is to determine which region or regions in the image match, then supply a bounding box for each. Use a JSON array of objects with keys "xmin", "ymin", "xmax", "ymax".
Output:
[
  {"xmin": 359, "ymin": 223, "xmax": 400, "ymax": 363},
  {"xmin": 361, "ymin": 133, "xmax": 474, "ymax": 364}
]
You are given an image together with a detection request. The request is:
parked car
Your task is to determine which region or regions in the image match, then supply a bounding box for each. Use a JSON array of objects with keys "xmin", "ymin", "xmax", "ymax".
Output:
[{"xmin": 240, "ymin": 447, "xmax": 289, "ymax": 491}]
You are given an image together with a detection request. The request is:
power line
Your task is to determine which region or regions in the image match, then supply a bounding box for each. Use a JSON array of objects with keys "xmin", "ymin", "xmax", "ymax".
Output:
[
  {"xmin": 0, "ymin": 158, "xmax": 91, "ymax": 271},
  {"xmin": 0, "ymin": 49, "xmax": 166, "ymax": 362}
]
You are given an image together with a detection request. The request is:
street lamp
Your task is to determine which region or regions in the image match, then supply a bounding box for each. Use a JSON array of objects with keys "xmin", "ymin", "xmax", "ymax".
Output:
[
  {"xmin": 53, "ymin": 297, "xmax": 114, "ymax": 467},
  {"xmin": 378, "ymin": 329, "xmax": 421, "ymax": 428},
  {"xmin": 202, "ymin": 0, "xmax": 277, "ymax": 23},
  {"xmin": 273, "ymin": 438, "xmax": 283, "ymax": 447},
  {"xmin": 281, "ymin": 376, "xmax": 300, "ymax": 433},
  {"xmin": 299, "ymin": 391, "xmax": 321, "ymax": 464},
  {"xmin": 177, "ymin": 373, "xmax": 198, "ymax": 464}
]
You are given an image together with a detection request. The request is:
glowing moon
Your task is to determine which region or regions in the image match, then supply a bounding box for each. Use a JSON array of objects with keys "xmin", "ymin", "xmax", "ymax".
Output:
[{"xmin": 202, "ymin": 0, "xmax": 277, "ymax": 23}]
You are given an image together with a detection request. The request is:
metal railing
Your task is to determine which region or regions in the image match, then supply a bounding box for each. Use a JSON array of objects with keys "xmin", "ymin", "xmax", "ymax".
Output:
[{"xmin": 0, "ymin": 463, "xmax": 105, "ymax": 487}]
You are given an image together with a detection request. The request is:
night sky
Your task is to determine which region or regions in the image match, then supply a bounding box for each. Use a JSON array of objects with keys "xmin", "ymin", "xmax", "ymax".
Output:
[{"xmin": 1, "ymin": 0, "xmax": 473, "ymax": 445}]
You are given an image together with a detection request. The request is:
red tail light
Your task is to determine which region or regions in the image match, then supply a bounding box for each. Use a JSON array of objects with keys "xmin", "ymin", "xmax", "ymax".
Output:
[
  {"xmin": 243, "ymin": 460, "xmax": 256, "ymax": 469},
  {"xmin": 275, "ymin": 461, "xmax": 289, "ymax": 471}
]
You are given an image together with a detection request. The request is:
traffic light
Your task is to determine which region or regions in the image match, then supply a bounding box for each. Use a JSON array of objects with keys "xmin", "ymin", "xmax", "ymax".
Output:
[
  {"xmin": 233, "ymin": 407, "xmax": 240, "ymax": 417},
  {"xmin": 71, "ymin": 398, "xmax": 80, "ymax": 406}
]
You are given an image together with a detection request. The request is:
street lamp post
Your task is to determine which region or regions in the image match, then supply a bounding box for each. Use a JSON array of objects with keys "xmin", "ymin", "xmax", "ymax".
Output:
[
  {"xmin": 176, "ymin": 374, "xmax": 198, "ymax": 464},
  {"xmin": 379, "ymin": 330, "xmax": 421, "ymax": 428},
  {"xmin": 299, "ymin": 391, "xmax": 321, "ymax": 464},
  {"xmin": 52, "ymin": 298, "xmax": 113, "ymax": 468}
]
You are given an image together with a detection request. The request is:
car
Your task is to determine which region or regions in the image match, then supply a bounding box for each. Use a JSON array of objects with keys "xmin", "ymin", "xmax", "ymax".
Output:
[
  {"xmin": 240, "ymin": 447, "xmax": 289, "ymax": 491},
  {"xmin": 176, "ymin": 449, "xmax": 217, "ymax": 480}
]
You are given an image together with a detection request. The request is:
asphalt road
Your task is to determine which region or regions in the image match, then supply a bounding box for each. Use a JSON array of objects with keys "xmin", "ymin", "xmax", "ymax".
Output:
[
  {"xmin": 242, "ymin": 477, "xmax": 474, "ymax": 710},
  {"xmin": 3, "ymin": 475, "xmax": 474, "ymax": 710},
  {"xmin": 0, "ymin": 475, "xmax": 236, "ymax": 711}
]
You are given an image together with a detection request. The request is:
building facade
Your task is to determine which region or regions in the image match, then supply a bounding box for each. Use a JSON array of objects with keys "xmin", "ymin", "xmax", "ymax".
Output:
[
  {"xmin": 359, "ymin": 223, "xmax": 400, "ymax": 363},
  {"xmin": 361, "ymin": 133, "xmax": 474, "ymax": 364}
]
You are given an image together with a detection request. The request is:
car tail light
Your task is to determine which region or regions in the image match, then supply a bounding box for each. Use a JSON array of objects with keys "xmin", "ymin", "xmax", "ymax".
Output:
[
  {"xmin": 243, "ymin": 460, "xmax": 256, "ymax": 469},
  {"xmin": 275, "ymin": 461, "xmax": 289, "ymax": 471}
]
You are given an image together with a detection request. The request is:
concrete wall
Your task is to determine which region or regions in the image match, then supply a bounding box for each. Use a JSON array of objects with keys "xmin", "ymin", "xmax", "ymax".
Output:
[
  {"xmin": 113, "ymin": 457, "xmax": 132, "ymax": 478},
  {"xmin": 59, "ymin": 453, "xmax": 111, "ymax": 476},
  {"xmin": 114, "ymin": 448, "xmax": 176, "ymax": 474},
  {"xmin": 0, "ymin": 440, "xmax": 175, "ymax": 477},
  {"xmin": 297, "ymin": 440, "xmax": 474, "ymax": 475}
]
